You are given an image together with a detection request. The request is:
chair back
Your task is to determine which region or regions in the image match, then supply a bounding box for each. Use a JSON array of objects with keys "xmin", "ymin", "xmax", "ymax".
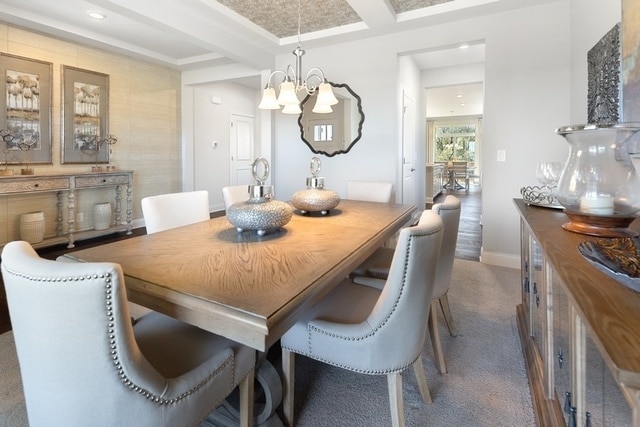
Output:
[
  {"xmin": 365, "ymin": 210, "xmax": 443, "ymax": 368},
  {"xmin": 141, "ymin": 190, "xmax": 210, "ymax": 234},
  {"xmin": 432, "ymin": 195, "xmax": 461, "ymax": 298},
  {"xmin": 452, "ymin": 161, "xmax": 468, "ymax": 176},
  {"xmin": 0, "ymin": 241, "xmax": 167, "ymax": 426},
  {"xmin": 346, "ymin": 180, "xmax": 393, "ymax": 203},
  {"xmin": 222, "ymin": 185, "xmax": 249, "ymax": 211}
]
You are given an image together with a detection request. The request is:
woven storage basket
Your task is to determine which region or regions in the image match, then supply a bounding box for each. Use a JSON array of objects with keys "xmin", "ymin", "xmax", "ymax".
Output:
[{"xmin": 19, "ymin": 211, "xmax": 45, "ymax": 244}]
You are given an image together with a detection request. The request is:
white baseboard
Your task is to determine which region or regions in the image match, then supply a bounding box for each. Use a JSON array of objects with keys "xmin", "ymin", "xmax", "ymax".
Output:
[{"xmin": 479, "ymin": 249, "xmax": 521, "ymax": 269}]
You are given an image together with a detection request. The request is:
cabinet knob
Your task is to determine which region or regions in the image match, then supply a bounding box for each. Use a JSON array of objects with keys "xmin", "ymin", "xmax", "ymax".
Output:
[
  {"xmin": 34, "ymin": 183, "xmax": 39, "ymax": 187},
  {"xmin": 557, "ymin": 348, "xmax": 564, "ymax": 369}
]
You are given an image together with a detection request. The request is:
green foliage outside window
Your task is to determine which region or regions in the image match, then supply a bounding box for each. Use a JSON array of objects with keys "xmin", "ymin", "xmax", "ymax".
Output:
[{"xmin": 435, "ymin": 124, "xmax": 476, "ymax": 162}]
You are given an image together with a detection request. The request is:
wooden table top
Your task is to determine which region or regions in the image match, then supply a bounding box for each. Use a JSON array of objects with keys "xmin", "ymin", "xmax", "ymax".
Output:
[
  {"xmin": 514, "ymin": 199, "xmax": 640, "ymax": 388},
  {"xmin": 63, "ymin": 200, "xmax": 415, "ymax": 351}
]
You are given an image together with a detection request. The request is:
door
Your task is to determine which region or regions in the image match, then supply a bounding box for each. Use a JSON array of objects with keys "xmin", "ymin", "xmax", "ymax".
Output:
[
  {"xmin": 230, "ymin": 114, "xmax": 254, "ymax": 185},
  {"xmin": 402, "ymin": 92, "xmax": 417, "ymax": 205}
]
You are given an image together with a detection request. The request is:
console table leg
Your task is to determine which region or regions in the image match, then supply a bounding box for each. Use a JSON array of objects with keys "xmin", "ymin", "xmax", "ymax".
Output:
[
  {"xmin": 126, "ymin": 181, "xmax": 132, "ymax": 235},
  {"xmin": 56, "ymin": 191, "xmax": 63, "ymax": 237},
  {"xmin": 114, "ymin": 184, "xmax": 122, "ymax": 226},
  {"xmin": 67, "ymin": 190, "xmax": 76, "ymax": 248}
]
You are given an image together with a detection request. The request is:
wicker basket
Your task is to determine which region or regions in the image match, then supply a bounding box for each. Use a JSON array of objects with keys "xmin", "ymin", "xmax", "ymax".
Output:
[{"xmin": 20, "ymin": 211, "xmax": 45, "ymax": 244}]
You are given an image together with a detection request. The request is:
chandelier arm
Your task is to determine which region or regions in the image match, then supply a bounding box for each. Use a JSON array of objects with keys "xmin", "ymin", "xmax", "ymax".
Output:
[
  {"xmin": 304, "ymin": 68, "xmax": 326, "ymax": 94},
  {"xmin": 264, "ymin": 70, "xmax": 288, "ymax": 89}
]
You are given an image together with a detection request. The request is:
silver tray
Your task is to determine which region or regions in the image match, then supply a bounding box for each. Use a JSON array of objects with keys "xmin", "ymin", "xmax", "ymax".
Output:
[{"xmin": 520, "ymin": 185, "xmax": 563, "ymax": 209}]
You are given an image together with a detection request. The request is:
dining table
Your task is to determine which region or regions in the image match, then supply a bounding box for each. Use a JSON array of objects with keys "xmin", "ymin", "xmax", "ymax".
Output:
[{"xmin": 61, "ymin": 199, "xmax": 416, "ymax": 352}]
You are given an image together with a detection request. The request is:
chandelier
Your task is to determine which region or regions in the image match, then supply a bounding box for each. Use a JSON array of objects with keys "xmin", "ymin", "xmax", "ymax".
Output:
[{"xmin": 258, "ymin": 0, "xmax": 338, "ymax": 114}]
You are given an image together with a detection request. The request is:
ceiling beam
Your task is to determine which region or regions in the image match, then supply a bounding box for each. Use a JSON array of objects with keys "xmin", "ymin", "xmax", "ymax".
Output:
[
  {"xmin": 89, "ymin": 0, "xmax": 277, "ymax": 70},
  {"xmin": 346, "ymin": 0, "xmax": 396, "ymax": 29}
]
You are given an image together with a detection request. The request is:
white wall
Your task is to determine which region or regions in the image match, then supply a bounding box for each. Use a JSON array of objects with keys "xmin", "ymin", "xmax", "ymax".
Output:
[
  {"xmin": 192, "ymin": 82, "xmax": 258, "ymax": 211},
  {"xmin": 271, "ymin": 40, "xmax": 401, "ymax": 201},
  {"xmin": 397, "ymin": 55, "xmax": 424, "ymax": 206}
]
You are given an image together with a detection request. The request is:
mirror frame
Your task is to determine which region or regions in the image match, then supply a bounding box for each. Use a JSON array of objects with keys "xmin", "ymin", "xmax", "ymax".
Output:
[{"xmin": 297, "ymin": 82, "xmax": 364, "ymax": 157}]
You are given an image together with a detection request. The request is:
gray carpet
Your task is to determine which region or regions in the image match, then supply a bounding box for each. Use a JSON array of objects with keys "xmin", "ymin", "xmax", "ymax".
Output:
[{"xmin": 0, "ymin": 259, "xmax": 534, "ymax": 426}]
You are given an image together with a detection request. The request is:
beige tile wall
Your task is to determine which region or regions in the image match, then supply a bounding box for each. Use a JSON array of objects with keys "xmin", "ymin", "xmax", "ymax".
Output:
[{"xmin": 0, "ymin": 23, "xmax": 182, "ymax": 244}]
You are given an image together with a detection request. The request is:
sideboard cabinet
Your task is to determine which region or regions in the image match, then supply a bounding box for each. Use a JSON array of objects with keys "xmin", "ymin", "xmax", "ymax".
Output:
[
  {"xmin": 0, "ymin": 171, "xmax": 132, "ymax": 249},
  {"xmin": 515, "ymin": 199, "xmax": 640, "ymax": 426}
]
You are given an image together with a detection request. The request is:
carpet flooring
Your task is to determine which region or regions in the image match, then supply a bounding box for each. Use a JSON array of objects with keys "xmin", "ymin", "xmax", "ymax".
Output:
[{"xmin": 0, "ymin": 259, "xmax": 534, "ymax": 426}]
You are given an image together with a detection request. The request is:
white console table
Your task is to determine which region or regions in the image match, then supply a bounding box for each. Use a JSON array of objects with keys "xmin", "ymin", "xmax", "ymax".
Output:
[{"xmin": 0, "ymin": 171, "xmax": 133, "ymax": 248}]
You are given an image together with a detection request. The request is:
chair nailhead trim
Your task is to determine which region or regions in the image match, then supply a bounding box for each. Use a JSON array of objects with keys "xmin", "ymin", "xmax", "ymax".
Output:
[
  {"xmin": 292, "ymin": 229, "xmax": 437, "ymax": 375},
  {"xmin": 3, "ymin": 266, "xmax": 236, "ymax": 406}
]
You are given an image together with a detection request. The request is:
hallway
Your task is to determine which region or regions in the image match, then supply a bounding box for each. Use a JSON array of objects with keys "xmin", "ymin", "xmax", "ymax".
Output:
[{"xmin": 432, "ymin": 185, "xmax": 482, "ymax": 262}]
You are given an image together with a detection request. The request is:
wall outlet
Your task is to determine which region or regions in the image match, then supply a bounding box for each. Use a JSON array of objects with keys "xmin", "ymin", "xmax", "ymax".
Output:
[
  {"xmin": 497, "ymin": 150, "xmax": 506, "ymax": 162},
  {"xmin": 77, "ymin": 212, "xmax": 84, "ymax": 222}
]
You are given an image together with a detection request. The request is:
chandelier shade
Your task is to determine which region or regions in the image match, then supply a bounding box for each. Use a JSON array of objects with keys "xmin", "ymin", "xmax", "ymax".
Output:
[
  {"xmin": 258, "ymin": 87, "xmax": 280, "ymax": 110},
  {"xmin": 282, "ymin": 103, "xmax": 302, "ymax": 115},
  {"xmin": 316, "ymin": 83, "xmax": 339, "ymax": 106},
  {"xmin": 312, "ymin": 102, "xmax": 332, "ymax": 114}
]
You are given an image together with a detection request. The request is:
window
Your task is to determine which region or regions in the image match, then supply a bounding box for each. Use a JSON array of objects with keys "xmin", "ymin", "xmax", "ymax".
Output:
[
  {"xmin": 434, "ymin": 124, "xmax": 476, "ymax": 162},
  {"xmin": 313, "ymin": 124, "xmax": 333, "ymax": 142}
]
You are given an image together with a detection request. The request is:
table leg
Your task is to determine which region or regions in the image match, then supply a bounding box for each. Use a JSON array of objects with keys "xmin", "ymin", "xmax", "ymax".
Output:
[{"xmin": 206, "ymin": 359, "xmax": 284, "ymax": 427}]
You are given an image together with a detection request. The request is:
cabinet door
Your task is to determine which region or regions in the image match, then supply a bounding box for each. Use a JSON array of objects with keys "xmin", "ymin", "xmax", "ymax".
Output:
[
  {"xmin": 552, "ymin": 272, "xmax": 572, "ymax": 425},
  {"xmin": 584, "ymin": 334, "xmax": 633, "ymax": 425},
  {"xmin": 531, "ymin": 237, "xmax": 544, "ymax": 350},
  {"xmin": 520, "ymin": 221, "xmax": 531, "ymax": 319}
]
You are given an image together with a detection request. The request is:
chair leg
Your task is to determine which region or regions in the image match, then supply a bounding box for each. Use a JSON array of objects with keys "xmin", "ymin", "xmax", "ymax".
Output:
[
  {"xmin": 428, "ymin": 300, "xmax": 447, "ymax": 374},
  {"xmin": 439, "ymin": 294, "xmax": 457, "ymax": 336},
  {"xmin": 387, "ymin": 372, "xmax": 405, "ymax": 427},
  {"xmin": 412, "ymin": 355, "xmax": 432, "ymax": 404},
  {"xmin": 282, "ymin": 349, "xmax": 295, "ymax": 427},
  {"xmin": 239, "ymin": 366, "xmax": 255, "ymax": 427}
]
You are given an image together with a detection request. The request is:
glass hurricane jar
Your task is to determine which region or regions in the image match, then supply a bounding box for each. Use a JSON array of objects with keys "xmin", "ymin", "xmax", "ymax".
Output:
[{"xmin": 555, "ymin": 123, "xmax": 640, "ymax": 237}]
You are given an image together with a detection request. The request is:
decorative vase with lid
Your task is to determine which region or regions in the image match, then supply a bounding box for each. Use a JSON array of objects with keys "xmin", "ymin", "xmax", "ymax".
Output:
[
  {"xmin": 555, "ymin": 123, "xmax": 640, "ymax": 237},
  {"xmin": 226, "ymin": 157, "xmax": 292, "ymax": 236},
  {"xmin": 291, "ymin": 157, "xmax": 340, "ymax": 215}
]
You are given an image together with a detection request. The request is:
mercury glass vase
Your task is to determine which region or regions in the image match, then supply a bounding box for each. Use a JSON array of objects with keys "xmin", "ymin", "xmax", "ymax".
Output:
[
  {"xmin": 555, "ymin": 123, "xmax": 640, "ymax": 237},
  {"xmin": 291, "ymin": 157, "xmax": 340, "ymax": 215},
  {"xmin": 226, "ymin": 157, "xmax": 292, "ymax": 236}
]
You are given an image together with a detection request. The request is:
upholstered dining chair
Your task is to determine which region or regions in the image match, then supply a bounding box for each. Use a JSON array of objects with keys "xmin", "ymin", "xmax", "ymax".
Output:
[
  {"xmin": 1, "ymin": 241, "xmax": 255, "ymax": 427},
  {"xmin": 222, "ymin": 185, "xmax": 249, "ymax": 211},
  {"xmin": 346, "ymin": 180, "xmax": 393, "ymax": 203},
  {"xmin": 351, "ymin": 195, "xmax": 461, "ymax": 374},
  {"xmin": 280, "ymin": 210, "xmax": 443, "ymax": 427},
  {"xmin": 141, "ymin": 190, "xmax": 210, "ymax": 234}
]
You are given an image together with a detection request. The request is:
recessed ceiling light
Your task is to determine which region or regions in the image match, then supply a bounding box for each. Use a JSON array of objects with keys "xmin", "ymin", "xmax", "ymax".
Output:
[
  {"xmin": 460, "ymin": 103, "xmax": 466, "ymax": 107},
  {"xmin": 459, "ymin": 43, "xmax": 470, "ymax": 50},
  {"xmin": 87, "ymin": 11, "xmax": 107, "ymax": 20},
  {"xmin": 456, "ymin": 94, "xmax": 464, "ymax": 98}
]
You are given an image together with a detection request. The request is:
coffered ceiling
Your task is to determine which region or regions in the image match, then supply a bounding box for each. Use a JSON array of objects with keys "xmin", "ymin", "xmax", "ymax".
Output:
[{"xmin": 0, "ymin": 0, "xmax": 540, "ymax": 71}]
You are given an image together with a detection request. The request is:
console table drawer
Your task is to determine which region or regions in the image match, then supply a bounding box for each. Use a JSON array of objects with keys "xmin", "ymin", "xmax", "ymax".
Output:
[
  {"xmin": 75, "ymin": 174, "xmax": 130, "ymax": 188},
  {"xmin": 0, "ymin": 178, "xmax": 70, "ymax": 194}
]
